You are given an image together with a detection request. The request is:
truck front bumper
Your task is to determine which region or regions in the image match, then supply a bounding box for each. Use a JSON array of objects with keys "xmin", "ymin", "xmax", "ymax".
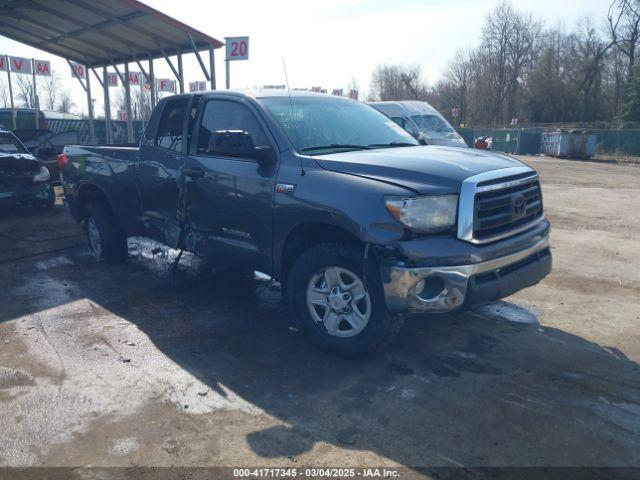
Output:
[{"xmin": 380, "ymin": 235, "xmax": 551, "ymax": 314}]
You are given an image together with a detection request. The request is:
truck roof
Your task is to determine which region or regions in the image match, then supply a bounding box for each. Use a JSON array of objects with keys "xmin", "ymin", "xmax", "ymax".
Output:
[{"xmin": 178, "ymin": 89, "xmax": 355, "ymax": 101}]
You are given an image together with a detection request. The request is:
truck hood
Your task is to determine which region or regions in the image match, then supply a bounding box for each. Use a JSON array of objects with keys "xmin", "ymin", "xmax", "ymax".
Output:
[
  {"xmin": 313, "ymin": 145, "xmax": 527, "ymax": 194},
  {"xmin": 0, "ymin": 153, "xmax": 40, "ymax": 177}
]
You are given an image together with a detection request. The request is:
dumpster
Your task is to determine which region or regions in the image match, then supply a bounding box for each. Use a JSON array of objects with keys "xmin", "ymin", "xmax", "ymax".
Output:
[
  {"xmin": 540, "ymin": 130, "xmax": 597, "ymax": 158},
  {"xmin": 491, "ymin": 129, "xmax": 540, "ymax": 155}
]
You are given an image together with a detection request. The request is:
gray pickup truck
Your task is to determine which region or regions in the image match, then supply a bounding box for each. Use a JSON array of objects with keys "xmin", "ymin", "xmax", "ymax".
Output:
[{"xmin": 60, "ymin": 90, "xmax": 551, "ymax": 356}]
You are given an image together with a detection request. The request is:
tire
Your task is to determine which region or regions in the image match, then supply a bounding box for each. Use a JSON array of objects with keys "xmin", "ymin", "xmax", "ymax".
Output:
[
  {"xmin": 33, "ymin": 184, "xmax": 55, "ymax": 210},
  {"xmin": 287, "ymin": 243, "xmax": 403, "ymax": 357},
  {"xmin": 43, "ymin": 184, "xmax": 56, "ymax": 209},
  {"xmin": 83, "ymin": 201, "xmax": 128, "ymax": 263}
]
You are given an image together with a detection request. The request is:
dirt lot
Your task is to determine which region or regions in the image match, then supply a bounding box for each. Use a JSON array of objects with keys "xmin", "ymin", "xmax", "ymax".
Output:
[{"xmin": 0, "ymin": 157, "xmax": 639, "ymax": 477}]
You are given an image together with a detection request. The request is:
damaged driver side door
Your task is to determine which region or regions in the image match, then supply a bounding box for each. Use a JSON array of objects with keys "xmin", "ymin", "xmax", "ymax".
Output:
[{"xmin": 136, "ymin": 96, "xmax": 190, "ymax": 246}]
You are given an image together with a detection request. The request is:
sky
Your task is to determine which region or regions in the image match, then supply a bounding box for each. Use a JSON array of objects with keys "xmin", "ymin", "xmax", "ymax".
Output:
[{"xmin": 0, "ymin": 0, "xmax": 611, "ymax": 117}]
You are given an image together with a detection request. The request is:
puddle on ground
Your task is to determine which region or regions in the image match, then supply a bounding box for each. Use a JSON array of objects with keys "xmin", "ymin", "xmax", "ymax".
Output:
[{"xmin": 476, "ymin": 301, "xmax": 540, "ymax": 325}]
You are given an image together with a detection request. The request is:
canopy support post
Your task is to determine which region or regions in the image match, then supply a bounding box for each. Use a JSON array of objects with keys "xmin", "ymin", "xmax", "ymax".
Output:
[
  {"xmin": 177, "ymin": 51, "xmax": 184, "ymax": 93},
  {"xmin": 209, "ymin": 46, "xmax": 216, "ymax": 90},
  {"xmin": 159, "ymin": 46, "xmax": 181, "ymax": 92},
  {"xmin": 123, "ymin": 62, "xmax": 133, "ymax": 143},
  {"xmin": 188, "ymin": 33, "xmax": 210, "ymax": 83},
  {"xmin": 102, "ymin": 67, "xmax": 111, "ymax": 144},
  {"xmin": 85, "ymin": 63, "xmax": 95, "ymax": 144},
  {"xmin": 6, "ymin": 55, "xmax": 16, "ymax": 130},
  {"xmin": 30, "ymin": 58, "xmax": 39, "ymax": 129},
  {"xmin": 149, "ymin": 57, "xmax": 156, "ymax": 107}
]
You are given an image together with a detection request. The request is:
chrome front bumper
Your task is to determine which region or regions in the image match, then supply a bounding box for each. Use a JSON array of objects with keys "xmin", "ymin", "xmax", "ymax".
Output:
[{"xmin": 381, "ymin": 236, "xmax": 551, "ymax": 314}]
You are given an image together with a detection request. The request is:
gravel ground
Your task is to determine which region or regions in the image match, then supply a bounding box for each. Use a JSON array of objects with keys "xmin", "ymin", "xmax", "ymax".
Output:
[{"xmin": 0, "ymin": 157, "xmax": 639, "ymax": 478}]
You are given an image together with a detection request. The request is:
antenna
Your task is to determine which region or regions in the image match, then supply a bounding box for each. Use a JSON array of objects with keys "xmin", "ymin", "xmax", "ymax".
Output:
[{"xmin": 282, "ymin": 57, "xmax": 304, "ymax": 176}]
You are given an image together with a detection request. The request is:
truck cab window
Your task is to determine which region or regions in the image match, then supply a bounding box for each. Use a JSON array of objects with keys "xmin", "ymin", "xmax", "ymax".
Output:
[
  {"xmin": 198, "ymin": 100, "xmax": 269, "ymax": 153},
  {"xmin": 155, "ymin": 98, "xmax": 188, "ymax": 152}
]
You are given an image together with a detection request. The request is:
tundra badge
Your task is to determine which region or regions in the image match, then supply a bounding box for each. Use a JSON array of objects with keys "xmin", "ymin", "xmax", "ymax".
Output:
[{"xmin": 275, "ymin": 183, "xmax": 295, "ymax": 194}]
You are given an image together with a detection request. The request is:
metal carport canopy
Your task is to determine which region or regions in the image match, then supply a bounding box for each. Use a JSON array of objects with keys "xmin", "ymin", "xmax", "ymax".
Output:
[
  {"xmin": 0, "ymin": 0, "xmax": 224, "ymax": 67},
  {"xmin": 0, "ymin": 0, "xmax": 224, "ymax": 143}
]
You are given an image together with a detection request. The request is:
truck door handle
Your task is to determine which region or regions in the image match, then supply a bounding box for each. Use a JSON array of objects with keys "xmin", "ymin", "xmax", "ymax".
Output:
[{"xmin": 183, "ymin": 167, "xmax": 204, "ymax": 178}]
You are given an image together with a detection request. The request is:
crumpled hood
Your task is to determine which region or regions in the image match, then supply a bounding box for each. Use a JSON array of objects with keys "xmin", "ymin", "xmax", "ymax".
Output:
[
  {"xmin": 313, "ymin": 145, "xmax": 527, "ymax": 194},
  {"xmin": 0, "ymin": 153, "xmax": 40, "ymax": 177}
]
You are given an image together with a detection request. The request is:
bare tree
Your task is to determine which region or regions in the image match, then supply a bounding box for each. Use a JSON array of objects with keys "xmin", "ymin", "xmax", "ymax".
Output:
[
  {"xmin": 479, "ymin": 1, "xmax": 541, "ymax": 123},
  {"xmin": 15, "ymin": 75, "xmax": 36, "ymax": 108},
  {"xmin": 41, "ymin": 71, "xmax": 62, "ymax": 110},
  {"xmin": 609, "ymin": 0, "xmax": 640, "ymax": 81},
  {"xmin": 369, "ymin": 64, "xmax": 427, "ymax": 101},
  {"xmin": 0, "ymin": 77, "xmax": 9, "ymax": 108},
  {"xmin": 566, "ymin": 18, "xmax": 616, "ymax": 121},
  {"xmin": 346, "ymin": 76, "xmax": 360, "ymax": 99},
  {"xmin": 58, "ymin": 89, "xmax": 74, "ymax": 114},
  {"xmin": 374, "ymin": 1, "xmax": 629, "ymax": 126},
  {"xmin": 438, "ymin": 49, "xmax": 473, "ymax": 123},
  {"xmin": 113, "ymin": 85, "xmax": 152, "ymax": 121}
]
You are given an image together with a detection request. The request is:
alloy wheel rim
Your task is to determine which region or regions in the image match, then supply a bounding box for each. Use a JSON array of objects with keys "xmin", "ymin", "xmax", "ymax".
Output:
[{"xmin": 306, "ymin": 266, "xmax": 371, "ymax": 338}]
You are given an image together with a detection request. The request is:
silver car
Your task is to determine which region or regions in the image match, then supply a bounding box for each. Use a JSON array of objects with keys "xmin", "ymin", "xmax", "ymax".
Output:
[{"xmin": 369, "ymin": 101, "xmax": 467, "ymax": 148}]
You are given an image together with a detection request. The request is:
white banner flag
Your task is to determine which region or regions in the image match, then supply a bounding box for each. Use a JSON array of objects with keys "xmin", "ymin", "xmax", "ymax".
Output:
[
  {"xmin": 34, "ymin": 59, "xmax": 51, "ymax": 76},
  {"xmin": 10, "ymin": 56, "xmax": 32, "ymax": 74},
  {"xmin": 70, "ymin": 61, "xmax": 85, "ymax": 78},
  {"xmin": 127, "ymin": 72, "xmax": 143, "ymax": 86},
  {"xmin": 189, "ymin": 81, "xmax": 207, "ymax": 92},
  {"xmin": 157, "ymin": 78, "xmax": 176, "ymax": 92},
  {"xmin": 107, "ymin": 72, "xmax": 119, "ymax": 87}
]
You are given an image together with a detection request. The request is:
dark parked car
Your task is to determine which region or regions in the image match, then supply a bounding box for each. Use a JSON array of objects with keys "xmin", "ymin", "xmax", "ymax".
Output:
[
  {"xmin": 60, "ymin": 90, "xmax": 551, "ymax": 356},
  {"xmin": 0, "ymin": 125, "xmax": 55, "ymax": 209},
  {"xmin": 13, "ymin": 129, "xmax": 80, "ymax": 183},
  {"xmin": 0, "ymin": 108, "xmax": 48, "ymax": 131}
]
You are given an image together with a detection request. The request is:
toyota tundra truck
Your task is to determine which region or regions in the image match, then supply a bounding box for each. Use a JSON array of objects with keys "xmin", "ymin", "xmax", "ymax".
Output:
[{"xmin": 59, "ymin": 90, "xmax": 551, "ymax": 356}]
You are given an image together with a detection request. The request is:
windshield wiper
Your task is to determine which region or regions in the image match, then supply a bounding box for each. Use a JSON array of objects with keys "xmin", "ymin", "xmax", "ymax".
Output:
[
  {"xmin": 301, "ymin": 144, "xmax": 372, "ymax": 153},
  {"xmin": 367, "ymin": 142, "xmax": 418, "ymax": 148}
]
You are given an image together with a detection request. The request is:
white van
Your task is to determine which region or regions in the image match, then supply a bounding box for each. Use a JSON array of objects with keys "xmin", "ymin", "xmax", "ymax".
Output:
[{"xmin": 369, "ymin": 101, "xmax": 467, "ymax": 148}]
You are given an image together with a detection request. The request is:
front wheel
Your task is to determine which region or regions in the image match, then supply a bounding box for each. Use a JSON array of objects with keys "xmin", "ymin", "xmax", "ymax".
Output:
[{"xmin": 287, "ymin": 243, "xmax": 403, "ymax": 357}]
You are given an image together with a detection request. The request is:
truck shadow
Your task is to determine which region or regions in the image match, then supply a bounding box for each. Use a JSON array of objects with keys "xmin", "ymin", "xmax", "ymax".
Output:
[{"xmin": 2, "ymin": 242, "xmax": 640, "ymax": 468}]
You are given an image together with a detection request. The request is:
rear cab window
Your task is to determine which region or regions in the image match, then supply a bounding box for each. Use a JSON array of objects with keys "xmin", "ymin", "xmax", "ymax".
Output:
[{"xmin": 155, "ymin": 98, "xmax": 188, "ymax": 152}]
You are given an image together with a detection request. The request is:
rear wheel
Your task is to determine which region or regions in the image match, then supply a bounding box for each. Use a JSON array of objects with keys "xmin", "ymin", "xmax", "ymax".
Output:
[
  {"xmin": 83, "ymin": 201, "xmax": 127, "ymax": 263},
  {"xmin": 288, "ymin": 243, "xmax": 403, "ymax": 357}
]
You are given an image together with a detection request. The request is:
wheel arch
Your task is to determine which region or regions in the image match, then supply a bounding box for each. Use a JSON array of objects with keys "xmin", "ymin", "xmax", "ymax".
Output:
[
  {"xmin": 73, "ymin": 182, "xmax": 118, "ymax": 225},
  {"xmin": 277, "ymin": 221, "xmax": 365, "ymax": 285}
]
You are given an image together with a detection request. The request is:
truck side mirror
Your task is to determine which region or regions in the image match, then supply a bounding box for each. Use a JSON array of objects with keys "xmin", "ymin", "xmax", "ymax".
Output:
[
  {"xmin": 208, "ymin": 130, "xmax": 274, "ymax": 164},
  {"xmin": 254, "ymin": 145, "xmax": 276, "ymax": 165}
]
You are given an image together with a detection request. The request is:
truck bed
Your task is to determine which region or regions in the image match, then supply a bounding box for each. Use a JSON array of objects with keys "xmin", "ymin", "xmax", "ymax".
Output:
[{"xmin": 64, "ymin": 144, "xmax": 139, "ymax": 162}]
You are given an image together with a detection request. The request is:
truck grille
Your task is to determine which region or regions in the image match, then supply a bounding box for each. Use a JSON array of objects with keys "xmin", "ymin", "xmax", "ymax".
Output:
[{"xmin": 473, "ymin": 175, "xmax": 543, "ymax": 241}]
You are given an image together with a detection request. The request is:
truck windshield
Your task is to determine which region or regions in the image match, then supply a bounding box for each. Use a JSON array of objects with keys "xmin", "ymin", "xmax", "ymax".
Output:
[
  {"xmin": 411, "ymin": 114, "xmax": 455, "ymax": 134},
  {"xmin": 0, "ymin": 132, "xmax": 28, "ymax": 154},
  {"xmin": 260, "ymin": 97, "xmax": 418, "ymax": 154}
]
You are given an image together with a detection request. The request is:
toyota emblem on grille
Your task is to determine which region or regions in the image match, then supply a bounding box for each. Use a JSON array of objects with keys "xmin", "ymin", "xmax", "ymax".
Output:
[{"xmin": 512, "ymin": 194, "xmax": 527, "ymax": 219}]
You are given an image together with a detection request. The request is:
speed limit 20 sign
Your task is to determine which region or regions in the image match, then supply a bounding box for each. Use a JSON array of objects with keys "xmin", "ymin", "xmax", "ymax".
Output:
[{"xmin": 225, "ymin": 37, "xmax": 249, "ymax": 61}]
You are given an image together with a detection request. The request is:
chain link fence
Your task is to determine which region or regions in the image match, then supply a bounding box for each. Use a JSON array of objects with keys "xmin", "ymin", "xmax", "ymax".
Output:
[{"xmin": 457, "ymin": 127, "xmax": 640, "ymax": 157}]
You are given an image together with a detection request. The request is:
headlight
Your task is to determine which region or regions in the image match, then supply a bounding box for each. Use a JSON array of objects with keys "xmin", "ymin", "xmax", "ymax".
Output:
[
  {"xmin": 33, "ymin": 165, "xmax": 51, "ymax": 183},
  {"xmin": 385, "ymin": 194, "xmax": 458, "ymax": 233}
]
